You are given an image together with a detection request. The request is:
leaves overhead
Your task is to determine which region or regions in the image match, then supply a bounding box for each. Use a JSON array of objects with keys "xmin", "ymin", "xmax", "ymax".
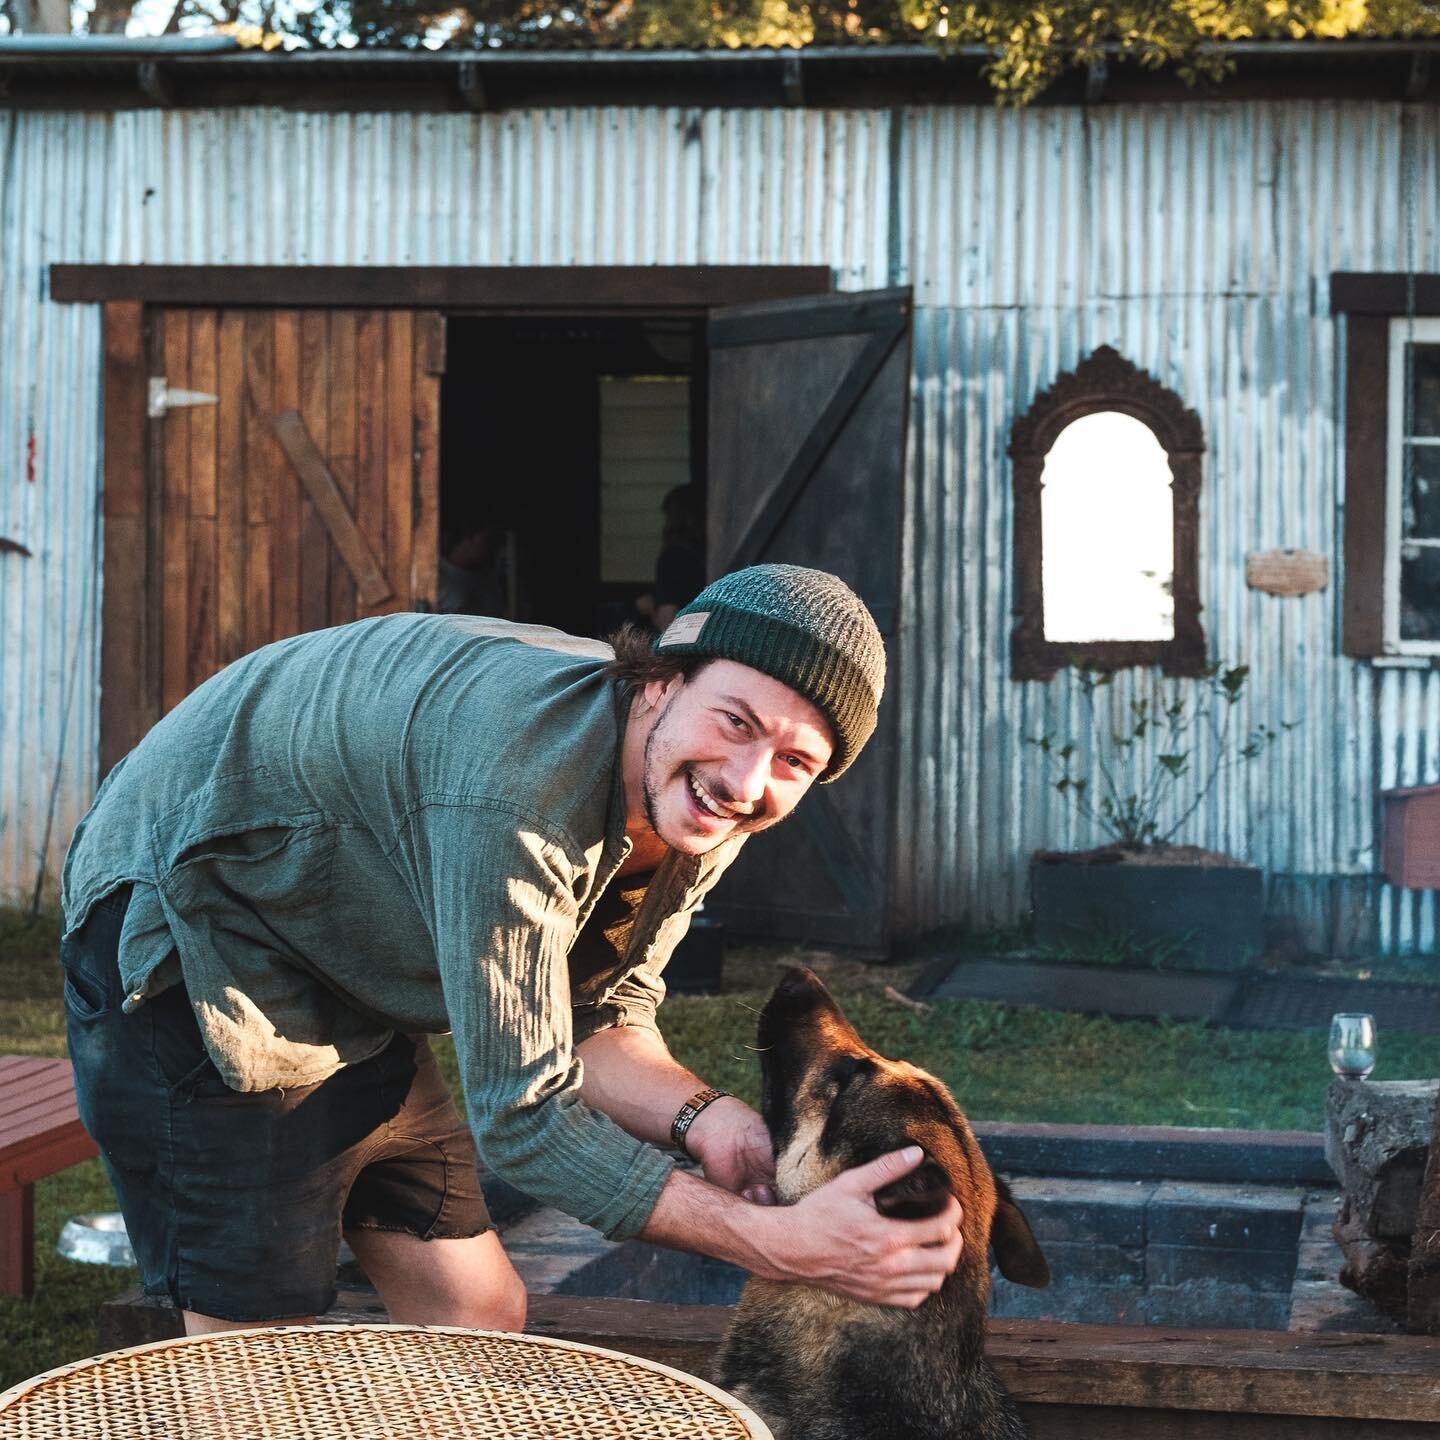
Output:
[{"xmin": 13, "ymin": 0, "xmax": 1433, "ymax": 102}]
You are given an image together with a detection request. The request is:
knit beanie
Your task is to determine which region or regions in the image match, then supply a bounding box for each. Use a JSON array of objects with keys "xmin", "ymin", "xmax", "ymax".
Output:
[{"xmin": 654, "ymin": 564, "xmax": 885, "ymax": 781}]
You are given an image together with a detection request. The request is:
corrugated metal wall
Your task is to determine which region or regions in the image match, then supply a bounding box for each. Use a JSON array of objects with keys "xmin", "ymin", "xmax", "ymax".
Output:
[{"xmin": 0, "ymin": 98, "xmax": 1435, "ymax": 958}]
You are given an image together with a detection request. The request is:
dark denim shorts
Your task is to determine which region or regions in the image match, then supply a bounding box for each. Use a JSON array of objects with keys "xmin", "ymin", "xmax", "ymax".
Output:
[{"xmin": 62, "ymin": 887, "xmax": 492, "ymax": 1322}]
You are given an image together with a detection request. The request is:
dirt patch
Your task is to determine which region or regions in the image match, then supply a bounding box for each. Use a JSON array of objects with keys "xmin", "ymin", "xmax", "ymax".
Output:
[{"xmin": 1034, "ymin": 844, "xmax": 1250, "ymax": 869}]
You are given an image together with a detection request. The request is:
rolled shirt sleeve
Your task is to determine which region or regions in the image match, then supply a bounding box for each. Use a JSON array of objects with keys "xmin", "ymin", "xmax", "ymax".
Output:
[{"xmin": 405, "ymin": 797, "xmax": 675, "ymax": 1240}]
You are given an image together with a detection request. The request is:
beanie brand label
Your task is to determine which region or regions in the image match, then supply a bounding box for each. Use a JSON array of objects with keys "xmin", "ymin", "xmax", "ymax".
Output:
[{"xmin": 658, "ymin": 611, "xmax": 709, "ymax": 647}]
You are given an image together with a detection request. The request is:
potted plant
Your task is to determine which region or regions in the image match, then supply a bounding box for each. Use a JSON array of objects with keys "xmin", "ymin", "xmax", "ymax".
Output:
[{"xmin": 1028, "ymin": 663, "xmax": 1289, "ymax": 972}]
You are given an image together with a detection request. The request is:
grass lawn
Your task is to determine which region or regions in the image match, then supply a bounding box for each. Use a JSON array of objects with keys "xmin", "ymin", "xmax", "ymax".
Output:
[{"xmin": 3, "ymin": 908, "xmax": 1437, "ymax": 1392}]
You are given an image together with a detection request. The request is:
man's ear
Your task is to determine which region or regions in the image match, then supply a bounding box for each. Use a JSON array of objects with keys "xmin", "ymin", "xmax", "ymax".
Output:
[
  {"xmin": 641, "ymin": 674, "xmax": 683, "ymax": 710},
  {"xmin": 874, "ymin": 1157, "xmax": 952, "ymax": 1220}
]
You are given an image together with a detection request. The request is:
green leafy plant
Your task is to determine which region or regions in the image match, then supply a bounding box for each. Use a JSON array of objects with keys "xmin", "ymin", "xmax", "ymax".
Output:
[{"xmin": 1028, "ymin": 662, "xmax": 1292, "ymax": 850}]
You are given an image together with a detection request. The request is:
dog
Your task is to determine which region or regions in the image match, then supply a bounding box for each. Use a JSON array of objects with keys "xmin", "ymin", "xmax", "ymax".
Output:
[{"xmin": 715, "ymin": 966, "xmax": 1050, "ymax": 1440}]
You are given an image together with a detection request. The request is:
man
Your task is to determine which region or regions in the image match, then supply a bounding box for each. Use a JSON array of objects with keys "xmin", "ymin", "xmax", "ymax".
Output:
[{"xmin": 60, "ymin": 564, "xmax": 963, "ymax": 1334}]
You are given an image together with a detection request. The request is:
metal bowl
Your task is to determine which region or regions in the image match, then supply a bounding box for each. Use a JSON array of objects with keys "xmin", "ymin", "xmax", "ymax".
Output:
[{"xmin": 57, "ymin": 1212, "xmax": 135, "ymax": 1268}]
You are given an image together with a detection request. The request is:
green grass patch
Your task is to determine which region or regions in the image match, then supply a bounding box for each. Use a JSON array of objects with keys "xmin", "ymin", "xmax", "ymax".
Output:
[
  {"xmin": 652, "ymin": 990, "xmax": 1440, "ymax": 1131},
  {"xmin": 3, "ymin": 906, "xmax": 1438, "ymax": 1392}
]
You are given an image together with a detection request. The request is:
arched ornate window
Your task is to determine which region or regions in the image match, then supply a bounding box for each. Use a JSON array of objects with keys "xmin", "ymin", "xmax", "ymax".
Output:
[{"xmin": 1009, "ymin": 346, "xmax": 1206, "ymax": 680}]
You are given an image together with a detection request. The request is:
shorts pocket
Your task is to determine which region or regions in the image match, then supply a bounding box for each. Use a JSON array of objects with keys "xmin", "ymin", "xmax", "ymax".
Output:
[{"xmin": 61, "ymin": 964, "xmax": 111, "ymax": 1022}]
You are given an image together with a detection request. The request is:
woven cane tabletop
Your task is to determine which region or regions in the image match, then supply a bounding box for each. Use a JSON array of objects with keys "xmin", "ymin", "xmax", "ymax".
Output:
[{"xmin": 0, "ymin": 1324, "xmax": 772, "ymax": 1439}]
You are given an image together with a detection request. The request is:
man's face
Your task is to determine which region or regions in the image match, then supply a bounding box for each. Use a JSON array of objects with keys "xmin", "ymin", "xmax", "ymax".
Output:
[{"xmin": 636, "ymin": 660, "xmax": 835, "ymax": 856}]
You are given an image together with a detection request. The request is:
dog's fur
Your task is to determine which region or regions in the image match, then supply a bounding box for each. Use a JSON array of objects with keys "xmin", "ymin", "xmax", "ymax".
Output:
[{"xmin": 716, "ymin": 967, "xmax": 1050, "ymax": 1440}]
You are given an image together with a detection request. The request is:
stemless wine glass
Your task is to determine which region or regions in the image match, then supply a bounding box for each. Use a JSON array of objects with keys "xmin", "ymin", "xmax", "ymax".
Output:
[{"xmin": 1328, "ymin": 1012, "xmax": 1377, "ymax": 1079}]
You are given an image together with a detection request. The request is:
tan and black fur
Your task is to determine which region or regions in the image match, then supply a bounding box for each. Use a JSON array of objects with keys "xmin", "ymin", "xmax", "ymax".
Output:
[{"xmin": 716, "ymin": 967, "xmax": 1050, "ymax": 1440}]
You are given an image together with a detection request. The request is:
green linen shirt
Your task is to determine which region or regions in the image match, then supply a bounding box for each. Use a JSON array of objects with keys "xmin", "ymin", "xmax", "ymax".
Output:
[{"xmin": 61, "ymin": 614, "xmax": 745, "ymax": 1241}]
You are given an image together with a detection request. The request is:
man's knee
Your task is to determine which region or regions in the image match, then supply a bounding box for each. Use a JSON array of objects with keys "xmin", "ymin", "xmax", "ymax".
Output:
[{"xmin": 478, "ymin": 1268, "xmax": 528, "ymax": 1332}]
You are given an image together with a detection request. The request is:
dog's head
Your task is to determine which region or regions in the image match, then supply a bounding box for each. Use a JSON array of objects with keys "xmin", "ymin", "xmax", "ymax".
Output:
[{"xmin": 757, "ymin": 966, "xmax": 1050, "ymax": 1292}]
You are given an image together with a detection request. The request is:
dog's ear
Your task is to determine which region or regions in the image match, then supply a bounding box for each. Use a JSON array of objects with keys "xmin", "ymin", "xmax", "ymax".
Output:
[
  {"xmin": 874, "ymin": 1156, "xmax": 953, "ymax": 1220},
  {"xmin": 990, "ymin": 1174, "xmax": 1050, "ymax": 1288}
]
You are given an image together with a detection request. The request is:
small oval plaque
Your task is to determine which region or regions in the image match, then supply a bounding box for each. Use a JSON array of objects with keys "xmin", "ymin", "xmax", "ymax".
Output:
[{"xmin": 1245, "ymin": 549, "xmax": 1329, "ymax": 597}]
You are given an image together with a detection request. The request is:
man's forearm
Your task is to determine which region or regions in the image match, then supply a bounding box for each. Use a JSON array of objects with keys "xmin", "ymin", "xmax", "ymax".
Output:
[
  {"xmin": 638, "ymin": 1166, "xmax": 778, "ymax": 1275},
  {"xmin": 574, "ymin": 1024, "xmax": 705, "ymax": 1147}
]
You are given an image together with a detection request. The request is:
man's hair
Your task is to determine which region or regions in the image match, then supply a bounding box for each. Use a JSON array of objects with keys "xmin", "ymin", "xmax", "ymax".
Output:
[{"xmin": 602, "ymin": 623, "xmax": 711, "ymax": 692}]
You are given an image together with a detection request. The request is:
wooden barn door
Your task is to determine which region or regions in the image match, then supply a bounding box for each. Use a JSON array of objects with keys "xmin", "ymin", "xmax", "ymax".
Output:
[
  {"xmin": 101, "ymin": 306, "xmax": 442, "ymax": 773},
  {"xmin": 701, "ymin": 288, "xmax": 912, "ymax": 953}
]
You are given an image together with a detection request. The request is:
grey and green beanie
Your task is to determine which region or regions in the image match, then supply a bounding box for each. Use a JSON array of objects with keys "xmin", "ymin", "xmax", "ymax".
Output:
[{"xmin": 654, "ymin": 564, "xmax": 885, "ymax": 781}]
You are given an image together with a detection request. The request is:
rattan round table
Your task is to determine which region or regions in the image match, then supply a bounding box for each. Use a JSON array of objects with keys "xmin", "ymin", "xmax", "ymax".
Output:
[{"xmin": 0, "ymin": 1324, "xmax": 773, "ymax": 1439}]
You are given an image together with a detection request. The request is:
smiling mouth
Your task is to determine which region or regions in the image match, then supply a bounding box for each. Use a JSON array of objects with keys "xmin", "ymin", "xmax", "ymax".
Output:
[{"xmin": 686, "ymin": 769, "xmax": 748, "ymax": 824}]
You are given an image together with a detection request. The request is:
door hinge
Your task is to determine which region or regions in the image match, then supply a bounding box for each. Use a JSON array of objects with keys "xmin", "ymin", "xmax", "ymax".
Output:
[{"xmin": 148, "ymin": 378, "xmax": 219, "ymax": 418}]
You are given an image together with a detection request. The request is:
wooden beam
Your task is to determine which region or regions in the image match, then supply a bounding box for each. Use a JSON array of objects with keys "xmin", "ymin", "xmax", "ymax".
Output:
[
  {"xmin": 523, "ymin": 1298, "xmax": 1440, "ymax": 1427},
  {"xmin": 50, "ymin": 265, "xmax": 835, "ymax": 311},
  {"xmin": 100, "ymin": 300, "xmax": 153, "ymax": 778},
  {"xmin": 270, "ymin": 409, "xmax": 393, "ymax": 608},
  {"xmin": 1331, "ymin": 273, "xmax": 1440, "ymax": 316}
]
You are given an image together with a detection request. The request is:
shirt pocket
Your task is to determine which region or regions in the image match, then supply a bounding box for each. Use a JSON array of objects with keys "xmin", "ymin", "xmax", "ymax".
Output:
[{"xmin": 165, "ymin": 818, "xmax": 339, "ymax": 913}]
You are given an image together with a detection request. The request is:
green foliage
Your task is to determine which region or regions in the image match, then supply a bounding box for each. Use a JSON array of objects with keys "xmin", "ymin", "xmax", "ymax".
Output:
[
  {"xmin": 1029, "ymin": 661, "xmax": 1293, "ymax": 851},
  {"xmin": 65, "ymin": 0, "xmax": 1439, "ymax": 104}
]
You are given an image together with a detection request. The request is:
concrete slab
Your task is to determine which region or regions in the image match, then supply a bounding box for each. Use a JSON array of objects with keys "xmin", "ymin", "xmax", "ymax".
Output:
[
  {"xmin": 915, "ymin": 954, "xmax": 1440, "ymax": 1035},
  {"xmin": 925, "ymin": 958, "xmax": 1239, "ymax": 1022}
]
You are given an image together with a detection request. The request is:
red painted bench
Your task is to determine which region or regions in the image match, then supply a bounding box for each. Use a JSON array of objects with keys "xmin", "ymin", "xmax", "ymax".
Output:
[{"xmin": 0, "ymin": 1056, "xmax": 98, "ymax": 1297}]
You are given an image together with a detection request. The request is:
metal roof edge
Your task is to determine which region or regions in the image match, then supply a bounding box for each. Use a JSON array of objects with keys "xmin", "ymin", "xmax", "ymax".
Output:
[{"xmin": 2, "ymin": 35, "xmax": 1438, "ymax": 109}]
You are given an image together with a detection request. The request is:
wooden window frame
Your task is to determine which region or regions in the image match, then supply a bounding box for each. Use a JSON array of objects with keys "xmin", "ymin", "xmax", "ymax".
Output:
[
  {"xmin": 1009, "ymin": 345, "xmax": 1207, "ymax": 681},
  {"xmin": 1383, "ymin": 315, "xmax": 1440, "ymax": 656},
  {"xmin": 1331, "ymin": 274, "xmax": 1440, "ymax": 661}
]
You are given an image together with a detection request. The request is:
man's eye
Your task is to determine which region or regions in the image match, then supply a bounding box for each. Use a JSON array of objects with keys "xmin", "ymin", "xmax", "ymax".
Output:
[
  {"xmin": 781, "ymin": 754, "xmax": 805, "ymax": 771},
  {"xmin": 725, "ymin": 712, "xmax": 746, "ymax": 730}
]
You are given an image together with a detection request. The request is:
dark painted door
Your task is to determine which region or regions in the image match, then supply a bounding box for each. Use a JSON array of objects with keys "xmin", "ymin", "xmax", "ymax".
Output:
[{"xmin": 702, "ymin": 288, "xmax": 912, "ymax": 953}]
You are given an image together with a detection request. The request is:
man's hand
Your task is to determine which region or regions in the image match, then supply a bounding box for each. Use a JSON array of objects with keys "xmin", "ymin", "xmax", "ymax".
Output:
[
  {"xmin": 750, "ymin": 1147, "xmax": 964, "ymax": 1307},
  {"xmin": 683, "ymin": 1095, "xmax": 777, "ymax": 1205},
  {"xmin": 641, "ymin": 1146, "xmax": 964, "ymax": 1309}
]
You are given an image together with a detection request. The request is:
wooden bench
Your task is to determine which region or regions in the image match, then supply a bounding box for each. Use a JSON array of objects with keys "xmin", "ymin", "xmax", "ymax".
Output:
[{"xmin": 0, "ymin": 1056, "xmax": 98, "ymax": 1297}]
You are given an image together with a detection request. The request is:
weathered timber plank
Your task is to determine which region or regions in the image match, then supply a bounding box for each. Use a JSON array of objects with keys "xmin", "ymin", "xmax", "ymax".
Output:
[
  {"xmin": 988, "ymin": 1321, "xmax": 1440, "ymax": 1422},
  {"xmin": 244, "ymin": 311, "xmax": 280, "ymax": 657},
  {"xmin": 269, "ymin": 311, "xmax": 301, "ymax": 643},
  {"xmin": 327, "ymin": 310, "xmax": 358, "ymax": 627},
  {"xmin": 1021, "ymin": 1402, "xmax": 1440, "ymax": 1439},
  {"xmin": 51, "ymin": 265, "xmax": 834, "ymax": 310},
  {"xmin": 99, "ymin": 302, "xmax": 150, "ymax": 776},
  {"xmin": 298, "ymin": 309, "xmax": 332, "ymax": 635},
  {"xmin": 410, "ymin": 312, "xmax": 441, "ymax": 609},
  {"xmin": 216, "ymin": 310, "xmax": 248, "ymax": 667},
  {"xmin": 354, "ymin": 310, "xmax": 388, "ymax": 620},
  {"xmin": 159, "ymin": 311, "xmax": 190, "ymax": 715},
  {"xmin": 186, "ymin": 311, "xmax": 218, "ymax": 690},
  {"xmin": 385, "ymin": 311, "xmax": 414, "ymax": 609},
  {"xmin": 270, "ymin": 411, "xmax": 392, "ymax": 608}
]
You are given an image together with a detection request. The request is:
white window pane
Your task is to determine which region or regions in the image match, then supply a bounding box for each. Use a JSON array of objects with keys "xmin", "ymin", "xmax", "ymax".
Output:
[
  {"xmin": 1040, "ymin": 411, "xmax": 1175, "ymax": 643},
  {"xmin": 1409, "ymin": 344, "xmax": 1440, "ymax": 437},
  {"xmin": 599, "ymin": 376, "xmax": 690, "ymax": 584}
]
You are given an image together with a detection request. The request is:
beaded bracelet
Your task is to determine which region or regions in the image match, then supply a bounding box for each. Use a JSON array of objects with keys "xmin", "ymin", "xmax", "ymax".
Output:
[{"xmin": 670, "ymin": 1086, "xmax": 732, "ymax": 1158}]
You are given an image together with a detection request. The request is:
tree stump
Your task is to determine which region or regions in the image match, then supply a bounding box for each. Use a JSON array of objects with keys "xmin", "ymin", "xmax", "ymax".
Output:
[{"xmin": 1406, "ymin": 1087, "xmax": 1440, "ymax": 1334}]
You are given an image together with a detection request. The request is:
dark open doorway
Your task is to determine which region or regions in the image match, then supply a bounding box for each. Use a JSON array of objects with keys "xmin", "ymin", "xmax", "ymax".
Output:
[{"xmin": 440, "ymin": 314, "xmax": 708, "ymax": 639}]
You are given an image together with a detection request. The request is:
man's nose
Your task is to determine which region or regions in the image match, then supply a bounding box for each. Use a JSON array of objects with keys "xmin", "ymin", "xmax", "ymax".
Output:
[{"xmin": 722, "ymin": 746, "xmax": 770, "ymax": 808}]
